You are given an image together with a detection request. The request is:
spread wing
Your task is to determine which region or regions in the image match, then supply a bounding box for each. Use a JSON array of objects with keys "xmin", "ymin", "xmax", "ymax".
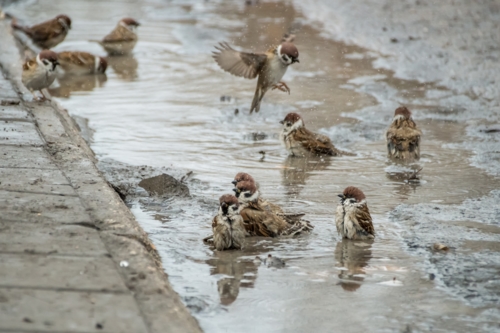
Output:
[
  {"xmin": 102, "ymin": 26, "xmax": 136, "ymax": 43},
  {"xmin": 58, "ymin": 52, "xmax": 94, "ymax": 66},
  {"xmin": 354, "ymin": 204, "xmax": 374, "ymax": 236},
  {"xmin": 212, "ymin": 42, "xmax": 267, "ymax": 79},
  {"xmin": 294, "ymin": 128, "xmax": 343, "ymax": 156}
]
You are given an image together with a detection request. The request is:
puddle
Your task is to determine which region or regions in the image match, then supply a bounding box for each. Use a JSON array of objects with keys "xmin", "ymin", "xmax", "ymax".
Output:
[{"xmin": 6, "ymin": 0, "xmax": 500, "ymax": 331}]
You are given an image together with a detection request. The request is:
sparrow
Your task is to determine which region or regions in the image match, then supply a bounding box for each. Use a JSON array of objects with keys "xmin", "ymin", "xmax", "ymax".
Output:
[
  {"xmin": 231, "ymin": 172, "xmax": 293, "ymax": 217},
  {"xmin": 263, "ymin": 254, "xmax": 286, "ymax": 268},
  {"xmin": 11, "ymin": 14, "xmax": 71, "ymax": 49},
  {"xmin": 212, "ymin": 36, "xmax": 299, "ymax": 113},
  {"xmin": 335, "ymin": 186, "xmax": 375, "ymax": 240},
  {"xmin": 386, "ymin": 106, "xmax": 422, "ymax": 160},
  {"xmin": 211, "ymin": 194, "xmax": 246, "ymax": 251},
  {"xmin": 234, "ymin": 180, "xmax": 312, "ymax": 237},
  {"xmin": 91, "ymin": 18, "xmax": 140, "ymax": 55},
  {"xmin": 22, "ymin": 50, "xmax": 59, "ymax": 101},
  {"xmin": 280, "ymin": 112, "xmax": 351, "ymax": 157},
  {"xmin": 57, "ymin": 51, "xmax": 107, "ymax": 75}
]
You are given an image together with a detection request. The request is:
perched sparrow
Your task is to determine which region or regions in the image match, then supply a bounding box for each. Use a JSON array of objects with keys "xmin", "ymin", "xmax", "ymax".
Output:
[
  {"xmin": 22, "ymin": 50, "xmax": 59, "ymax": 101},
  {"xmin": 386, "ymin": 106, "xmax": 422, "ymax": 160},
  {"xmin": 91, "ymin": 18, "xmax": 140, "ymax": 55},
  {"xmin": 211, "ymin": 194, "xmax": 246, "ymax": 251},
  {"xmin": 335, "ymin": 186, "xmax": 375, "ymax": 240},
  {"xmin": 280, "ymin": 112, "xmax": 350, "ymax": 157},
  {"xmin": 57, "ymin": 51, "xmax": 107, "ymax": 75},
  {"xmin": 234, "ymin": 180, "xmax": 312, "ymax": 237},
  {"xmin": 213, "ymin": 36, "xmax": 299, "ymax": 113},
  {"xmin": 11, "ymin": 14, "xmax": 71, "ymax": 49}
]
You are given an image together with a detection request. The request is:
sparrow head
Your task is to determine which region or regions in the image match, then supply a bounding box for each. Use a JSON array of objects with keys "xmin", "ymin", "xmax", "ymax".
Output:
[
  {"xmin": 232, "ymin": 180, "xmax": 258, "ymax": 202},
  {"xmin": 232, "ymin": 172, "xmax": 254, "ymax": 186},
  {"xmin": 56, "ymin": 14, "xmax": 72, "ymax": 30},
  {"xmin": 394, "ymin": 106, "xmax": 412, "ymax": 120},
  {"xmin": 280, "ymin": 112, "xmax": 304, "ymax": 134},
  {"xmin": 219, "ymin": 194, "xmax": 239, "ymax": 217},
  {"xmin": 278, "ymin": 42, "xmax": 299, "ymax": 65},
  {"xmin": 97, "ymin": 56, "xmax": 108, "ymax": 74},
  {"xmin": 38, "ymin": 50, "xmax": 59, "ymax": 71},
  {"xmin": 120, "ymin": 17, "xmax": 140, "ymax": 31},
  {"xmin": 338, "ymin": 186, "xmax": 366, "ymax": 205}
]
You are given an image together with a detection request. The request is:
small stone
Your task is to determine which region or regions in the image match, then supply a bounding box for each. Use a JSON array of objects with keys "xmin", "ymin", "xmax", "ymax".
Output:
[
  {"xmin": 120, "ymin": 260, "xmax": 129, "ymax": 268},
  {"xmin": 433, "ymin": 243, "xmax": 449, "ymax": 251}
]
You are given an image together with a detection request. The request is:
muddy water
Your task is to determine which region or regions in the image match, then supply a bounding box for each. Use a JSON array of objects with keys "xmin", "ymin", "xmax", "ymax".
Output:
[{"xmin": 7, "ymin": 0, "xmax": 500, "ymax": 332}]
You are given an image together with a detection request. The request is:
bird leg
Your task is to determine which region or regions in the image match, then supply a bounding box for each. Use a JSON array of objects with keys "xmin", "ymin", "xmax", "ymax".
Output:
[
  {"xmin": 272, "ymin": 81, "xmax": 290, "ymax": 94},
  {"xmin": 39, "ymin": 89, "xmax": 51, "ymax": 101}
]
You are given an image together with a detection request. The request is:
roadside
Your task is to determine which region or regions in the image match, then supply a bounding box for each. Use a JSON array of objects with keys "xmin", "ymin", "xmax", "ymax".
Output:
[{"xmin": 0, "ymin": 20, "xmax": 201, "ymax": 333}]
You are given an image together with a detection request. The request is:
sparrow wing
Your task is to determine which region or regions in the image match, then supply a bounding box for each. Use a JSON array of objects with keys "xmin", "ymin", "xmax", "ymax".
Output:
[
  {"xmin": 102, "ymin": 25, "xmax": 136, "ymax": 43},
  {"xmin": 22, "ymin": 59, "xmax": 36, "ymax": 71},
  {"xmin": 213, "ymin": 43, "xmax": 268, "ymax": 79},
  {"xmin": 386, "ymin": 124, "xmax": 422, "ymax": 158},
  {"xmin": 294, "ymin": 128, "xmax": 343, "ymax": 156},
  {"xmin": 28, "ymin": 20, "xmax": 65, "ymax": 43},
  {"xmin": 211, "ymin": 215, "xmax": 219, "ymax": 230},
  {"xmin": 353, "ymin": 204, "xmax": 375, "ymax": 236},
  {"xmin": 240, "ymin": 203, "xmax": 288, "ymax": 237},
  {"xmin": 58, "ymin": 52, "xmax": 95, "ymax": 67}
]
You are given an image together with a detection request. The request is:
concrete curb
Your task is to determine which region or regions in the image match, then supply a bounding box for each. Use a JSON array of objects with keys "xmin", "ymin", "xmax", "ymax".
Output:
[{"xmin": 0, "ymin": 20, "xmax": 202, "ymax": 333}]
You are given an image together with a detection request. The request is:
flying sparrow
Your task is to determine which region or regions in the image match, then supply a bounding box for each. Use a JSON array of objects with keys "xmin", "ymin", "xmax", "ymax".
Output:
[
  {"xmin": 386, "ymin": 106, "xmax": 422, "ymax": 160},
  {"xmin": 212, "ymin": 36, "xmax": 299, "ymax": 113},
  {"xmin": 211, "ymin": 194, "xmax": 246, "ymax": 251},
  {"xmin": 22, "ymin": 50, "xmax": 59, "ymax": 101},
  {"xmin": 90, "ymin": 18, "xmax": 140, "ymax": 55},
  {"xmin": 11, "ymin": 14, "xmax": 71, "ymax": 49},
  {"xmin": 234, "ymin": 180, "xmax": 312, "ymax": 237},
  {"xmin": 57, "ymin": 51, "xmax": 107, "ymax": 75},
  {"xmin": 280, "ymin": 112, "xmax": 351, "ymax": 157},
  {"xmin": 335, "ymin": 186, "xmax": 375, "ymax": 240}
]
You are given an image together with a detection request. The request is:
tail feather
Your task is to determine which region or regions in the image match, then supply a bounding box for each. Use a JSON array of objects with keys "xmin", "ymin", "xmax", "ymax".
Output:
[
  {"xmin": 11, "ymin": 18, "xmax": 28, "ymax": 34},
  {"xmin": 250, "ymin": 85, "xmax": 265, "ymax": 113}
]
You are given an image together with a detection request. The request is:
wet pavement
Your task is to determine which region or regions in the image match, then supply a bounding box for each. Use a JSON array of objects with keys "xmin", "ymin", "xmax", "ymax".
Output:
[{"xmin": 4, "ymin": 0, "xmax": 500, "ymax": 332}]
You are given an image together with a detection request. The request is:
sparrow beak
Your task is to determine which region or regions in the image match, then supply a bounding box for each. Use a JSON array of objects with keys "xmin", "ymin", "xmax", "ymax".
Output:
[
  {"xmin": 232, "ymin": 188, "xmax": 240, "ymax": 198},
  {"xmin": 279, "ymin": 120, "xmax": 284, "ymax": 125},
  {"xmin": 231, "ymin": 180, "xmax": 237, "ymax": 185},
  {"xmin": 338, "ymin": 194, "xmax": 345, "ymax": 200}
]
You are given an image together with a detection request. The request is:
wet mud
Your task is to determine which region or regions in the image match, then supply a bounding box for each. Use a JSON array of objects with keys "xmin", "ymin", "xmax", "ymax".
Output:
[{"xmin": 5, "ymin": 0, "xmax": 500, "ymax": 332}]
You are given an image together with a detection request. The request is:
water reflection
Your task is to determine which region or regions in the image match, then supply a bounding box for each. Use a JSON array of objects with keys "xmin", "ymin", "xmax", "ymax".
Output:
[
  {"xmin": 49, "ymin": 73, "xmax": 107, "ymax": 98},
  {"xmin": 334, "ymin": 239, "xmax": 373, "ymax": 292},
  {"xmin": 107, "ymin": 55, "xmax": 138, "ymax": 81},
  {"xmin": 385, "ymin": 163, "xmax": 422, "ymax": 200},
  {"xmin": 281, "ymin": 155, "xmax": 330, "ymax": 196},
  {"xmin": 206, "ymin": 252, "xmax": 259, "ymax": 305}
]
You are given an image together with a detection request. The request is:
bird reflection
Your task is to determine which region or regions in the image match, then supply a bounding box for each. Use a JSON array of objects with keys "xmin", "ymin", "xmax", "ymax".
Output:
[
  {"xmin": 385, "ymin": 164, "xmax": 422, "ymax": 200},
  {"xmin": 334, "ymin": 239, "xmax": 373, "ymax": 292},
  {"xmin": 107, "ymin": 55, "xmax": 138, "ymax": 80},
  {"xmin": 281, "ymin": 155, "xmax": 330, "ymax": 196},
  {"xmin": 49, "ymin": 73, "xmax": 107, "ymax": 98},
  {"xmin": 206, "ymin": 252, "xmax": 259, "ymax": 305}
]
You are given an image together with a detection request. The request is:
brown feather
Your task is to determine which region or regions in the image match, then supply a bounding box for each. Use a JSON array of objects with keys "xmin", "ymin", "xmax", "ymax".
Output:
[
  {"xmin": 386, "ymin": 108, "xmax": 422, "ymax": 160},
  {"xmin": 102, "ymin": 24, "xmax": 137, "ymax": 43},
  {"xmin": 213, "ymin": 43, "xmax": 268, "ymax": 79},
  {"xmin": 354, "ymin": 204, "xmax": 375, "ymax": 236},
  {"xmin": 292, "ymin": 127, "xmax": 344, "ymax": 156}
]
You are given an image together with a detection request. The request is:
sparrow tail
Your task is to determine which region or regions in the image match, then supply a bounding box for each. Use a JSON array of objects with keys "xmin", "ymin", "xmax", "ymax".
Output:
[
  {"xmin": 250, "ymin": 85, "xmax": 265, "ymax": 113},
  {"xmin": 11, "ymin": 18, "xmax": 28, "ymax": 34}
]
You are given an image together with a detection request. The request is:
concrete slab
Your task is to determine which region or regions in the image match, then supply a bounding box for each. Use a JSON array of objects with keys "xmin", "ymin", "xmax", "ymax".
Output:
[
  {"xmin": 0, "ymin": 288, "xmax": 149, "ymax": 333},
  {"xmin": 0, "ymin": 167, "xmax": 76, "ymax": 196},
  {"xmin": 0, "ymin": 254, "xmax": 128, "ymax": 292},
  {"xmin": 0, "ymin": 120, "xmax": 44, "ymax": 146},
  {"xmin": 0, "ymin": 146, "xmax": 57, "ymax": 169},
  {"xmin": 0, "ymin": 76, "xmax": 19, "ymax": 100},
  {"xmin": 0, "ymin": 104, "xmax": 30, "ymax": 121},
  {"xmin": 24, "ymin": 103, "xmax": 67, "ymax": 143},
  {"xmin": 0, "ymin": 190, "xmax": 92, "ymax": 224},
  {"xmin": 0, "ymin": 223, "xmax": 108, "ymax": 256}
]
